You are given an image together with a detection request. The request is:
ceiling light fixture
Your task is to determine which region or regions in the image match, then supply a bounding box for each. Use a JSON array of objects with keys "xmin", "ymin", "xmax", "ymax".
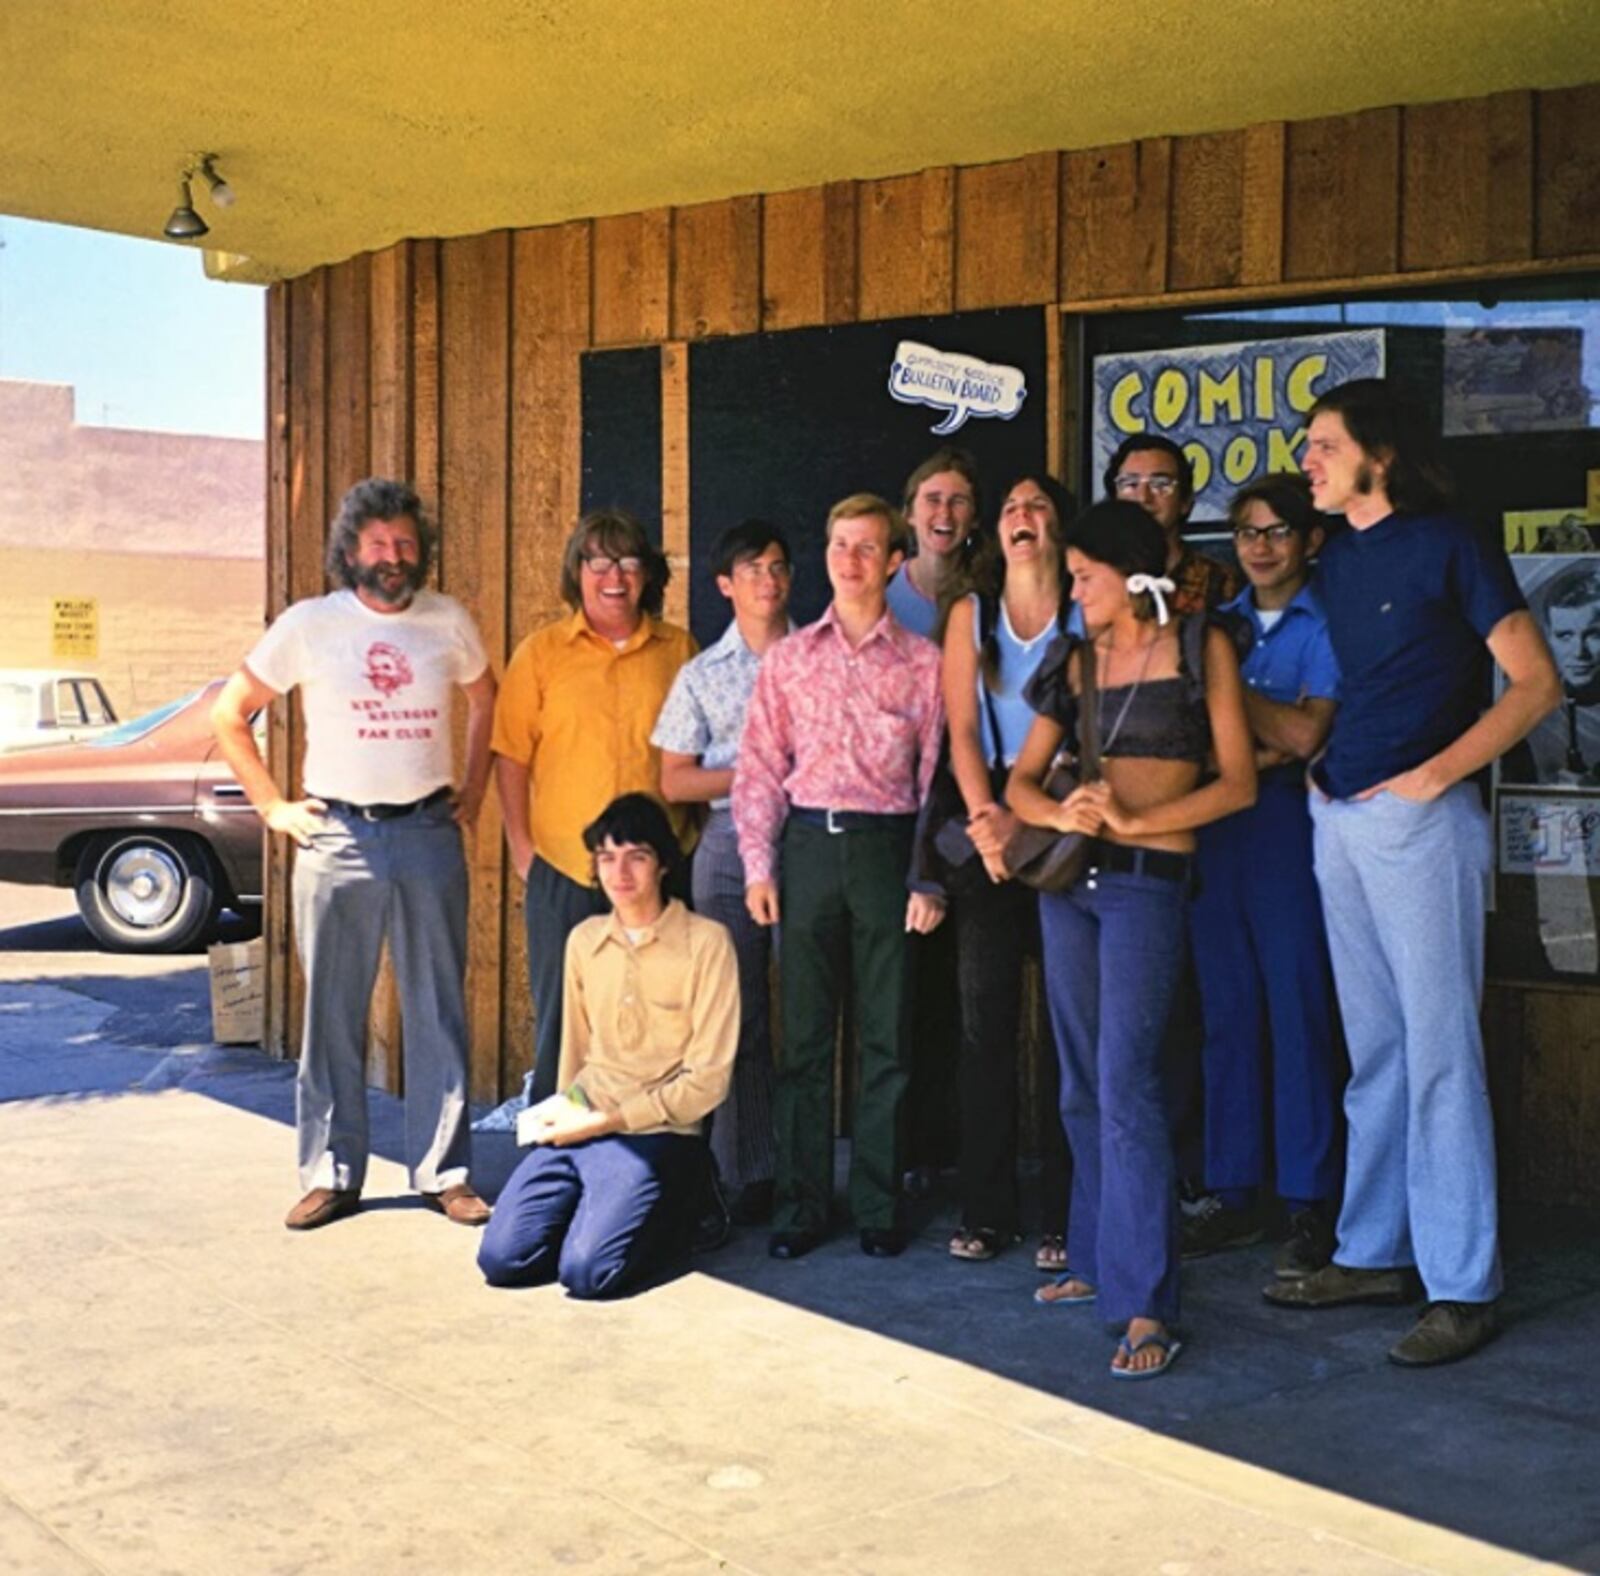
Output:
[{"xmin": 162, "ymin": 175, "xmax": 208, "ymax": 240}]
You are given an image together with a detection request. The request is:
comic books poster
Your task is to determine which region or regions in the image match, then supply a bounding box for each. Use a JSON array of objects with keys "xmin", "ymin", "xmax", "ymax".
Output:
[{"xmin": 1090, "ymin": 329, "xmax": 1385, "ymax": 523}]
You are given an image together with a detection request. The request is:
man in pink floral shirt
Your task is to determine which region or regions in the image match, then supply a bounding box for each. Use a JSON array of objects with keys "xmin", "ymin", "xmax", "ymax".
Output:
[{"xmin": 734, "ymin": 492, "xmax": 946, "ymax": 1260}]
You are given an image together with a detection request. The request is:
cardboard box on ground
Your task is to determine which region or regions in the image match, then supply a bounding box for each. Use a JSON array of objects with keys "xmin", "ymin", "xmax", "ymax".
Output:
[{"xmin": 208, "ymin": 938, "xmax": 264, "ymax": 1044}]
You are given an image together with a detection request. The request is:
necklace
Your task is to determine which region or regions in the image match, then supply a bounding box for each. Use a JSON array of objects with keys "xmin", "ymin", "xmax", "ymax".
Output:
[{"xmin": 1098, "ymin": 630, "xmax": 1159, "ymax": 756}]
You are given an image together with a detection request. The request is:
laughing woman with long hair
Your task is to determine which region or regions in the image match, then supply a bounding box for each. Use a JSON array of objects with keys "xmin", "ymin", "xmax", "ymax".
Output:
[{"xmin": 940, "ymin": 474, "xmax": 1076, "ymax": 1271}]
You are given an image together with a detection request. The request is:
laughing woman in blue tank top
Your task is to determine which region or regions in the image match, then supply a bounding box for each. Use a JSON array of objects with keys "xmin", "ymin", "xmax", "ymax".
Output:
[
  {"xmin": 1007, "ymin": 501, "xmax": 1257, "ymax": 1379},
  {"xmin": 940, "ymin": 474, "xmax": 1076, "ymax": 1272}
]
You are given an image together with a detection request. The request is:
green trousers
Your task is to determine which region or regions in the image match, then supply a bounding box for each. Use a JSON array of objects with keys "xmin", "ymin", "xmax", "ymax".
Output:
[{"xmin": 775, "ymin": 818, "xmax": 914, "ymax": 1232}]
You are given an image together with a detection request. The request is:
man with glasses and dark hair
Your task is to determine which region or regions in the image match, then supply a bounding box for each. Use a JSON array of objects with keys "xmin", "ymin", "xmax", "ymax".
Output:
[
  {"xmin": 1263, "ymin": 379, "xmax": 1560, "ymax": 1366},
  {"xmin": 1184, "ymin": 474, "xmax": 1345, "ymax": 1278},
  {"xmin": 653, "ymin": 519, "xmax": 796, "ymax": 1226},
  {"xmin": 1103, "ymin": 433, "xmax": 1242, "ymax": 615},
  {"xmin": 212, "ymin": 477, "xmax": 497, "ymax": 1232},
  {"xmin": 493, "ymin": 509, "xmax": 697, "ymax": 1106},
  {"xmin": 477, "ymin": 793, "xmax": 737, "ymax": 1299}
]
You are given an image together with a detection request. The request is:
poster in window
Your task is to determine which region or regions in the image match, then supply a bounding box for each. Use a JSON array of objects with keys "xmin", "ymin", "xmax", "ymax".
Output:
[
  {"xmin": 1441, "ymin": 327, "xmax": 1593, "ymax": 438},
  {"xmin": 1498, "ymin": 555, "xmax": 1600, "ymax": 791},
  {"xmin": 1090, "ymin": 329, "xmax": 1385, "ymax": 523}
]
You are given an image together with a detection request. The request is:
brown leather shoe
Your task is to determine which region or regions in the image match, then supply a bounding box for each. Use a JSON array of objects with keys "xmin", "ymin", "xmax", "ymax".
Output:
[
  {"xmin": 285, "ymin": 1187, "xmax": 361, "ymax": 1231},
  {"xmin": 422, "ymin": 1183, "xmax": 492, "ymax": 1226},
  {"xmin": 1388, "ymin": 1300, "xmax": 1498, "ymax": 1367},
  {"xmin": 1262, "ymin": 1261, "xmax": 1424, "ymax": 1308}
]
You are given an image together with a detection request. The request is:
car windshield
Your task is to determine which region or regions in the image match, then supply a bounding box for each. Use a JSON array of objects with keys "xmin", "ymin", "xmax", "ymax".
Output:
[
  {"xmin": 88, "ymin": 692, "xmax": 198, "ymax": 748},
  {"xmin": 0, "ymin": 683, "xmax": 31, "ymax": 728}
]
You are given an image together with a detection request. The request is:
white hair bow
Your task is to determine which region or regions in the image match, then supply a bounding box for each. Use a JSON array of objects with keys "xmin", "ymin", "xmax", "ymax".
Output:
[{"xmin": 1125, "ymin": 573, "xmax": 1177, "ymax": 626}]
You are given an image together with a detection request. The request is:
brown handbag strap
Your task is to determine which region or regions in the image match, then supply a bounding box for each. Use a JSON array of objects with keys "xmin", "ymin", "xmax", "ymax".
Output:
[{"xmin": 1078, "ymin": 636, "xmax": 1102, "ymax": 783}]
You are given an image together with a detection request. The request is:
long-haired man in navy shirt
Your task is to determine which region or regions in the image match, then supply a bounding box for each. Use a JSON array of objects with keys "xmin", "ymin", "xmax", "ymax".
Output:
[{"xmin": 1263, "ymin": 380, "xmax": 1559, "ymax": 1367}]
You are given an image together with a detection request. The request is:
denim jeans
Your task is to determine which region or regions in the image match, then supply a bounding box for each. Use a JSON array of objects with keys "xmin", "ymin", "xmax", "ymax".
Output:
[{"xmin": 1039, "ymin": 867, "xmax": 1187, "ymax": 1326}]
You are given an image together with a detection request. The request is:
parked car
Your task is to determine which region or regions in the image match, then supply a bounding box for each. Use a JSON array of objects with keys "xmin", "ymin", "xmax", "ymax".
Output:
[
  {"xmin": 0, "ymin": 682, "xmax": 263, "ymax": 951},
  {"xmin": 0, "ymin": 668, "xmax": 119, "ymax": 752}
]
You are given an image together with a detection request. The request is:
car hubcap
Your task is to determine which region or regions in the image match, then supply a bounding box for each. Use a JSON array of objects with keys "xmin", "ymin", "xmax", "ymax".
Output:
[{"xmin": 104, "ymin": 846, "xmax": 184, "ymax": 929}]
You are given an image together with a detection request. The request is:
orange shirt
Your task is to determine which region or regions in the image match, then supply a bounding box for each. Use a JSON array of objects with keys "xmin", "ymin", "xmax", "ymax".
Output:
[{"xmin": 491, "ymin": 609, "xmax": 697, "ymax": 886}]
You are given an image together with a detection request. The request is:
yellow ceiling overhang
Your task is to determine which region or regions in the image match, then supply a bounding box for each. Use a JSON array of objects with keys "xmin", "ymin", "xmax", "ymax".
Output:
[{"xmin": 3, "ymin": 1, "xmax": 1598, "ymax": 283}]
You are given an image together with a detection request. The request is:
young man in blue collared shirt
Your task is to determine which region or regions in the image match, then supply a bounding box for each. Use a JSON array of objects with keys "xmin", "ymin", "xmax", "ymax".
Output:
[
  {"xmin": 653, "ymin": 520, "xmax": 795, "ymax": 1228},
  {"xmin": 1184, "ymin": 475, "xmax": 1345, "ymax": 1277},
  {"xmin": 1263, "ymin": 379, "xmax": 1560, "ymax": 1368}
]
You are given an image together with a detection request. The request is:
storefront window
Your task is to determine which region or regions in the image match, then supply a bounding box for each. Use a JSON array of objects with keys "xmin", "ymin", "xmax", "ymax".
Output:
[{"xmin": 1080, "ymin": 279, "xmax": 1600, "ymax": 983}]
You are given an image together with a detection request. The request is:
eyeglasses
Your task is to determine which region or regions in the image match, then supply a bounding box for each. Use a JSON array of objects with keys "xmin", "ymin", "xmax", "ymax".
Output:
[
  {"xmin": 1113, "ymin": 473, "xmax": 1180, "ymax": 498},
  {"xmin": 732, "ymin": 559, "xmax": 792, "ymax": 581},
  {"xmin": 1231, "ymin": 523, "xmax": 1297, "ymax": 545},
  {"xmin": 581, "ymin": 553, "xmax": 644, "ymax": 576}
]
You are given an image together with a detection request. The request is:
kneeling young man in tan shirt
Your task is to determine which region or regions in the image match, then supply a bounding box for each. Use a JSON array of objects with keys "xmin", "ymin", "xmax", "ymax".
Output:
[{"xmin": 478, "ymin": 793, "xmax": 738, "ymax": 1299}]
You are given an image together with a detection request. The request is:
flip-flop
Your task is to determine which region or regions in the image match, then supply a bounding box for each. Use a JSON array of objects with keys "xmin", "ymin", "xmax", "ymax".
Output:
[
  {"xmin": 1033, "ymin": 1273, "xmax": 1097, "ymax": 1307},
  {"xmin": 1035, "ymin": 1234, "xmax": 1067, "ymax": 1274},
  {"xmin": 1110, "ymin": 1330, "xmax": 1184, "ymax": 1380}
]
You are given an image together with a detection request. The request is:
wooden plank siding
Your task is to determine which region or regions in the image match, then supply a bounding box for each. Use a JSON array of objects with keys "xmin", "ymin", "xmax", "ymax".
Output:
[{"xmin": 262, "ymin": 82, "xmax": 1600, "ymax": 1194}]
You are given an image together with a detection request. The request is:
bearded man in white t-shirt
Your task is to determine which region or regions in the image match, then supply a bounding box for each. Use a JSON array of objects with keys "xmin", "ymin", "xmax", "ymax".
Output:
[{"xmin": 213, "ymin": 478, "xmax": 498, "ymax": 1232}]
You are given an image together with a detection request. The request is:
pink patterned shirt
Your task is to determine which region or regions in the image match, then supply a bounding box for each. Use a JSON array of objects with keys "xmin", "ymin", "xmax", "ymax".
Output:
[{"xmin": 732, "ymin": 604, "xmax": 945, "ymax": 885}]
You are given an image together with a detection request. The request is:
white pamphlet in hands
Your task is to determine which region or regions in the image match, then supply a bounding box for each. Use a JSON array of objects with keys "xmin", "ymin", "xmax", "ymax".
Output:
[{"xmin": 516, "ymin": 1087, "xmax": 591, "ymax": 1147}]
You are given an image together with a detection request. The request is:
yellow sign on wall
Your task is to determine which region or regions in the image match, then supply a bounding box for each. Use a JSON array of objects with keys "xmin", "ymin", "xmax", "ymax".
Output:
[{"xmin": 52, "ymin": 597, "xmax": 98, "ymax": 659}]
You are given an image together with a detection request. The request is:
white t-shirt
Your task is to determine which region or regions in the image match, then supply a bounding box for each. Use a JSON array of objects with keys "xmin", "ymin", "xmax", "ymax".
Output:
[{"xmin": 246, "ymin": 589, "xmax": 489, "ymax": 805}]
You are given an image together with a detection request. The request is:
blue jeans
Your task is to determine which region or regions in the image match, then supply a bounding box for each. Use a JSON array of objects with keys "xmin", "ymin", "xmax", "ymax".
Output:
[
  {"xmin": 1310, "ymin": 784, "xmax": 1501, "ymax": 1302},
  {"xmin": 1039, "ymin": 868, "xmax": 1187, "ymax": 1326},
  {"xmin": 477, "ymin": 1133, "xmax": 701, "ymax": 1300}
]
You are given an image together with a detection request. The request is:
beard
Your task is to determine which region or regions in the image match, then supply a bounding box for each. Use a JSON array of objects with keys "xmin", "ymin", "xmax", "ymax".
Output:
[{"xmin": 355, "ymin": 559, "xmax": 424, "ymax": 606}]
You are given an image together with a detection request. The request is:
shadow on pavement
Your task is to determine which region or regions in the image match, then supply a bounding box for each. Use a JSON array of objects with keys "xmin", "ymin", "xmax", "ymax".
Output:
[{"xmin": 2, "ymin": 948, "xmax": 1597, "ymax": 1570}]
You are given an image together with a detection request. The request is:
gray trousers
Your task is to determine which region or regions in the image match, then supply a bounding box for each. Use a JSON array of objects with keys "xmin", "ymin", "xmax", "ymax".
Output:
[
  {"xmin": 1311, "ymin": 784, "xmax": 1501, "ymax": 1303},
  {"xmin": 292, "ymin": 798, "xmax": 472, "ymax": 1194},
  {"xmin": 693, "ymin": 809, "xmax": 776, "ymax": 1192}
]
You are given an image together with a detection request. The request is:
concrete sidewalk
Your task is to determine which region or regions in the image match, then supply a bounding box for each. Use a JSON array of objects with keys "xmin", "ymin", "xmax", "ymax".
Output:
[{"xmin": 2, "ymin": 894, "xmax": 1597, "ymax": 1574}]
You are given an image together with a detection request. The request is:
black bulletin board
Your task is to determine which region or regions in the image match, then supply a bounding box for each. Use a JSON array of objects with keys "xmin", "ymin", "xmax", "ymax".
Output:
[
  {"xmin": 686, "ymin": 308, "xmax": 1049, "ymax": 646},
  {"xmin": 578, "ymin": 308, "xmax": 1051, "ymax": 648},
  {"xmin": 580, "ymin": 346, "xmax": 663, "ymax": 544}
]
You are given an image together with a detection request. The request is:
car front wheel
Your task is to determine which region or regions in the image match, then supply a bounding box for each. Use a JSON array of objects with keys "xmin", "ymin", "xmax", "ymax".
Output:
[{"xmin": 75, "ymin": 832, "xmax": 220, "ymax": 953}]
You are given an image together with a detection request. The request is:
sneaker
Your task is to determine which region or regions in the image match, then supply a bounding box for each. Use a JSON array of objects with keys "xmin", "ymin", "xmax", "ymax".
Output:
[
  {"xmin": 1274, "ymin": 1205, "xmax": 1336, "ymax": 1280},
  {"xmin": 1388, "ymin": 1300, "xmax": 1499, "ymax": 1367},
  {"xmin": 1180, "ymin": 1195, "xmax": 1273, "ymax": 1259}
]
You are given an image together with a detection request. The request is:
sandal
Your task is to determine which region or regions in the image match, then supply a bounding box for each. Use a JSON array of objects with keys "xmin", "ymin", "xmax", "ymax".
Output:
[
  {"xmin": 1033, "ymin": 1273, "xmax": 1096, "ymax": 1307},
  {"xmin": 1109, "ymin": 1330, "xmax": 1184, "ymax": 1380},
  {"xmin": 948, "ymin": 1226, "xmax": 1007, "ymax": 1262},
  {"xmin": 1034, "ymin": 1234, "xmax": 1067, "ymax": 1274}
]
